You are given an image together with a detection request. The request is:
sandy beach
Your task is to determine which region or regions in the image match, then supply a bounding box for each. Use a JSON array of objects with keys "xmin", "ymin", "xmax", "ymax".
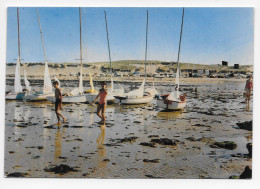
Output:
[{"xmin": 5, "ymin": 80, "xmax": 252, "ymax": 178}]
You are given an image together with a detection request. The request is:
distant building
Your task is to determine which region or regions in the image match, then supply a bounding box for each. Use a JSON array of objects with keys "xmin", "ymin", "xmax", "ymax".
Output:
[
  {"xmin": 234, "ymin": 64, "xmax": 240, "ymax": 69},
  {"xmin": 222, "ymin": 61, "xmax": 228, "ymax": 66}
]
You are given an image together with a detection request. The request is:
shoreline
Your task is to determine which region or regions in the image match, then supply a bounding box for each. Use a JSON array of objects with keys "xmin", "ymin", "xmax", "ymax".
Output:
[{"xmin": 5, "ymin": 77, "xmax": 247, "ymax": 85}]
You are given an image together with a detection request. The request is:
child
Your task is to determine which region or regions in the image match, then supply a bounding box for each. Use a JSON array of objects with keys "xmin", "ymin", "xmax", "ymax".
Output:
[
  {"xmin": 91, "ymin": 81, "xmax": 111, "ymax": 124},
  {"xmin": 53, "ymin": 81, "xmax": 66, "ymax": 125}
]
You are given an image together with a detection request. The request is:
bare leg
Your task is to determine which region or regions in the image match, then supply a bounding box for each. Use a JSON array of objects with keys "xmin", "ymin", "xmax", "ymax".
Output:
[
  {"xmin": 56, "ymin": 105, "xmax": 65, "ymax": 124},
  {"xmin": 101, "ymin": 104, "xmax": 106, "ymax": 123},
  {"xmin": 97, "ymin": 104, "xmax": 103, "ymax": 122}
]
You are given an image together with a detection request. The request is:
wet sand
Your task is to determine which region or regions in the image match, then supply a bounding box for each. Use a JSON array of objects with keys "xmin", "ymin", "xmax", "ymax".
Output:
[{"xmin": 4, "ymin": 80, "xmax": 252, "ymax": 178}]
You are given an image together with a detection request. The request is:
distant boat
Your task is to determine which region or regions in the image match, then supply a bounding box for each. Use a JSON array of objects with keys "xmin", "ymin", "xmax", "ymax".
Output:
[
  {"xmin": 156, "ymin": 8, "xmax": 187, "ymax": 110},
  {"xmin": 6, "ymin": 8, "xmax": 28, "ymax": 100},
  {"xmin": 114, "ymin": 10, "xmax": 153, "ymax": 105},
  {"xmin": 23, "ymin": 8, "xmax": 53, "ymax": 101}
]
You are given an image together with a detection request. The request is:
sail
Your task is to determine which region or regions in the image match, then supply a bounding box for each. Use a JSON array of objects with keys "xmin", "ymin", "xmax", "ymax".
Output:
[
  {"xmin": 23, "ymin": 68, "xmax": 31, "ymax": 91},
  {"xmin": 79, "ymin": 64, "xmax": 83, "ymax": 94},
  {"xmin": 54, "ymin": 75, "xmax": 60, "ymax": 88},
  {"xmin": 43, "ymin": 61, "xmax": 52, "ymax": 94},
  {"xmin": 53, "ymin": 69, "xmax": 60, "ymax": 88},
  {"xmin": 167, "ymin": 65, "xmax": 180, "ymax": 101},
  {"xmin": 125, "ymin": 79, "xmax": 145, "ymax": 98},
  {"xmin": 14, "ymin": 56, "xmax": 23, "ymax": 93}
]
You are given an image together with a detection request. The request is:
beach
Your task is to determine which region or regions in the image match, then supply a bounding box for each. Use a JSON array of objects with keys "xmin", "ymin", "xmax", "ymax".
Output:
[{"xmin": 5, "ymin": 79, "xmax": 252, "ymax": 178}]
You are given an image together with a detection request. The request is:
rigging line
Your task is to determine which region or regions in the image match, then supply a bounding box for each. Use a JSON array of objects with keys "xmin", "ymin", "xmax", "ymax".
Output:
[
  {"xmin": 36, "ymin": 8, "xmax": 48, "ymax": 63},
  {"xmin": 104, "ymin": 11, "xmax": 112, "ymax": 75}
]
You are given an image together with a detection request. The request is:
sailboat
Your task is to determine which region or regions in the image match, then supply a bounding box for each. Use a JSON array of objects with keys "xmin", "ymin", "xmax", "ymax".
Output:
[
  {"xmin": 61, "ymin": 7, "xmax": 87, "ymax": 103},
  {"xmin": 104, "ymin": 11, "xmax": 125, "ymax": 103},
  {"xmin": 22, "ymin": 8, "xmax": 53, "ymax": 101},
  {"xmin": 6, "ymin": 8, "xmax": 27, "ymax": 100},
  {"xmin": 114, "ymin": 10, "xmax": 153, "ymax": 105},
  {"xmin": 156, "ymin": 8, "xmax": 187, "ymax": 110}
]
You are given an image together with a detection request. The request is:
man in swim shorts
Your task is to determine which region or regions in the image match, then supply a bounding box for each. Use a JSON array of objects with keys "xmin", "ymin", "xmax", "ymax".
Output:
[{"xmin": 53, "ymin": 81, "xmax": 66, "ymax": 125}]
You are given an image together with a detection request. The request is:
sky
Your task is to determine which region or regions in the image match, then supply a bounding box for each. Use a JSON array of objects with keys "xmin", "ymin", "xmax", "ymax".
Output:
[{"xmin": 6, "ymin": 7, "xmax": 254, "ymax": 65}]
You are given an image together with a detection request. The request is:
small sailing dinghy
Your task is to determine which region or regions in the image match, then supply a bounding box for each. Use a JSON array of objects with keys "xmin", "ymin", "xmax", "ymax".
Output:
[
  {"xmin": 114, "ymin": 10, "xmax": 153, "ymax": 105},
  {"xmin": 23, "ymin": 8, "xmax": 54, "ymax": 101},
  {"xmin": 85, "ymin": 11, "xmax": 126, "ymax": 104},
  {"xmin": 62, "ymin": 8, "xmax": 87, "ymax": 103},
  {"xmin": 114, "ymin": 79, "xmax": 153, "ymax": 104},
  {"xmin": 6, "ymin": 8, "xmax": 27, "ymax": 100},
  {"xmin": 156, "ymin": 8, "xmax": 187, "ymax": 110},
  {"xmin": 102, "ymin": 11, "xmax": 125, "ymax": 103}
]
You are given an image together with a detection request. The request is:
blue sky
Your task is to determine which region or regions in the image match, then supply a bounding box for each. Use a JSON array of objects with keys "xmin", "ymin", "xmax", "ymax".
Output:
[{"xmin": 6, "ymin": 7, "xmax": 254, "ymax": 65}]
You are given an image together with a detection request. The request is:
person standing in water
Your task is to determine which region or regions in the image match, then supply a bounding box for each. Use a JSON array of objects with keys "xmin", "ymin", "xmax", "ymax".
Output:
[
  {"xmin": 53, "ymin": 81, "xmax": 66, "ymax": 124},
  {"xmin": 91, "ymin": 82, "xmax": 111, "ymax": 124},
  {"xmin": 244, "ymin": 75, "xmax": 253, "ymax": 111}
]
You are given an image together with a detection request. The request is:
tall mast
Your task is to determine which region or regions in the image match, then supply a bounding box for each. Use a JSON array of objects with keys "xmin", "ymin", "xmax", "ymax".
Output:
[
  {"xmin": 176, "ymin": 8, "xmax": 185, "ymax": 91},
  {"xmin": 144, "ymin": 10, "xmax": 149, "ymax": 92},
  {"xmin": 79, "ymin": 7, "xmax": 83, "ymax": 66},
  {"xmin": 17, "ymin": 8, "xmax": 20, "ymax": 61},
  {"xmin": 36, "ymin": 8, "xmax": 47, "ymax": 63},
  {"xmin": 104, "ymin": 11, "xmax": 112, "ymax": 75}
]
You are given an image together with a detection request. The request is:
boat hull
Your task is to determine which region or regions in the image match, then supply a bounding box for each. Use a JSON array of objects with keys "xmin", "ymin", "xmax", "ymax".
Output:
[
  {"xmin": 114, "ymin": 95, "xmax": 153, "ymax": 105},
  {"xmin": 22, "ymin": 93, "xmax": 53, "ymax": 101},
  {"xmin": 6, "ymin": 92, "xmax": 26, "ymax": 100},
  {"xmin": 156, "ymin": 99, "xmax": 186, "ymax": 110},
  {"xmin": 62, "ymin": 95, "xmax": 87, "ymax": 103}
]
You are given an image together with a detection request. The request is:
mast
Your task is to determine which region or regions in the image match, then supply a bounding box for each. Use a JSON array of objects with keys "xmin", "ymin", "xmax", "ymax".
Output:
[
  {"xmin": 17, "ymin": 8, "xmax": 20, "ymax": 61},
  {"xmin": 176, "ymin": 8, "xmax": 185, "ymax": 92},
  {"xmin": 36, "ymin": 8, "xmax": 47, "ymax": 63},
  {"xmin": 36, "ymin": 8, "xmax": 52, "ymax": 94},
  {"xmin": 144, "ymin": 10, "xmax": 149, "ymax": 93},
  {"xmin": 78, "ymin": 7, "xmax": 83, "ymax": 94},
  {"xmin": 14, "ymin": 7, "xmax": 23, "ymax": 93},
  {"xmin": 104, "ymin": 11, "xmax": 112, "ymax": 75},
  {"xmin": 79, "ymin": 7, "xmax": 83, "ymax": 67}
]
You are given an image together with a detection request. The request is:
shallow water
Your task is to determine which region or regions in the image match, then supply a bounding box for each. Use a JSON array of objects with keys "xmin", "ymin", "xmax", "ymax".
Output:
[{"xmin": 5, "ymin": 80, "xmax": 252, "ymax": 178}]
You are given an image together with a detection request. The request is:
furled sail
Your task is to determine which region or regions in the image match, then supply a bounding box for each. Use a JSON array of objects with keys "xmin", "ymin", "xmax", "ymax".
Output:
[
  {"xmin": 78, "ymin": 64, "xmax": 83, "ymax": 94},
  {"xmin": 43, "ymin": 61, "xmax": 52, "ymax": 94},
  {"xmin": 14, "ymin": 56, "xmax": 23, "ymax": 93},
  {"xmin": 53, "ymin": 69, "xmax": 60, "ymax": 88},
  {"xmin": 125, "ymin": 79, "xmax": 145, "ymax": 98},
  {"xmin": 23, "ymin": 68, "xmax": 31, "ymax": 91}
]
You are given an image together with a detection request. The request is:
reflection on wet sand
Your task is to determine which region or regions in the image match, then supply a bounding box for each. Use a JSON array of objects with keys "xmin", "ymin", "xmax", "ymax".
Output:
[
  {"xmin": 89, "ymin": 124, "xmax": 107, "ymax": 177},
  {"xmin": 54, "ymin": 126, "xmax": 66, "ymax": 163},
  {"xmin": 156, "ymin": 110, "xmax": 183, "ymax": 120}
]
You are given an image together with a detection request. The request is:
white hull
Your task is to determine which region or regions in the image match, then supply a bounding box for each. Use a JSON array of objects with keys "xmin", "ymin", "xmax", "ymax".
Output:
[
  {"xmin": 85, "ymin": 93, "xmax": 98, "ymax": 103},
  {"xmin": 62, "ymin": 95, "xmax": 87, "ymax": 103},
  {"xmin": 22, "ymin": 93, "xmax": 54, "ymax": 101},
  {"xmin": 46, "ymin": 95, "xmax": 56, "ymax": 103},
  {"xmin": 6, "ymin": 92, "xmax": 26, "ymax": 100},
  {"xmin": 156, "ymin": 99, "xmax": 186, "ymax": 110},
  {"xmin": 114, "ymin": 95, "xmax": 153, "ymax": 105}
]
